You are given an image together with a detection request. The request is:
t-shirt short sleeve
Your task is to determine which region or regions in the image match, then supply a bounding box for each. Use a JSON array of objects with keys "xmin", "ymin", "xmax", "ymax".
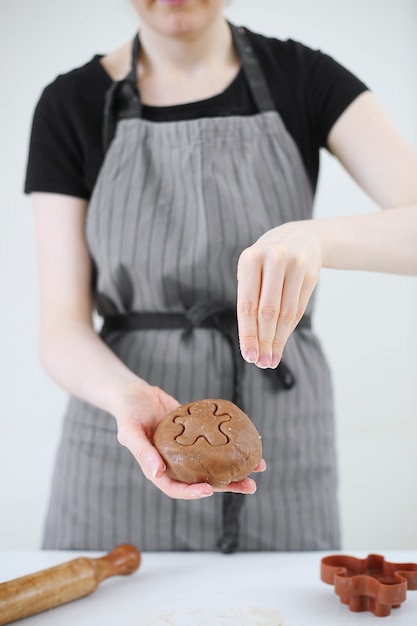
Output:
[
  {"xmin": 24, "ymin": 33, "xmax": 369, "ymax": 199},
  {"xmin": 24, "ymin": 59, "xmax": 109, "ymax": 200},
  {"xmin": 301, "ymin": 44, "xmax": 369, "ymax": 146},
  {"xmin": 25, "ymin": 82, "xmax": 90, "ymax": 199},
  {"xmin": 245, "ymin": 31, "xmax": 368, "ymax": 188}
]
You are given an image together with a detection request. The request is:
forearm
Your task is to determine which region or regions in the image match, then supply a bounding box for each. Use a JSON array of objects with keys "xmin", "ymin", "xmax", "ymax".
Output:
[
  {"xmin": 314, "ymin": 205, "xmax": 417, "ymax": 275},
  {"xmin": 322, "ymin": 92, "xmax": 417, "ymax": 275},
  {"xmin": 39, "ymin": 319, "xmax": 144, "ymax": 417},
  {"xmin": 238, "ymin": 203, "xmax": 417, "ymax": 369}
]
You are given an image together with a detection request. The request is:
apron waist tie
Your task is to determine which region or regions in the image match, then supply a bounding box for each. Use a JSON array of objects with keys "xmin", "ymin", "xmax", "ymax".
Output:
[{"xmin": 100, "ymin": 304, "xmax": 311, "ymax": 553}]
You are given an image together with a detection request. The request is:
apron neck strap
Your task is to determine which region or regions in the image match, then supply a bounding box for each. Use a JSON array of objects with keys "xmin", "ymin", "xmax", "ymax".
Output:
[
  {"xmin": 127, "ymin": 23, "xmax": 276, "ymax": 114},
  {"xmin": 229, "ymin": 23, "xmax": 275, "ymax": 112},
  {"xmin": 127, "ymin": 32, "xmax": 140, "ymax": 84},
  {"xmin": 103, "ymin": 23, "xmax": 275, "ymax": 151},
  {"xmin": 102, "ymin": 32, "xmax": 141, "ymax": 152}
]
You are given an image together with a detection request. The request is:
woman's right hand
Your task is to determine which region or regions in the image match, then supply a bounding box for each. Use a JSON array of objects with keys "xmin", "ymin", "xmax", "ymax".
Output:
[
  {"xmin": 114, "ymin": 379, "xmax": 262, "ymax": 499},
  {"xmin": 31, "ymin": 193, "xmax": 263, "ymax": 500}
]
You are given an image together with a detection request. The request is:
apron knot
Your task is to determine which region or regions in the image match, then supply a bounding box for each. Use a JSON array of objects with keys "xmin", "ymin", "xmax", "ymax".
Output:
[{"xmin": 184, "ymin": 301, "xmax": 235, "ymax": 329}]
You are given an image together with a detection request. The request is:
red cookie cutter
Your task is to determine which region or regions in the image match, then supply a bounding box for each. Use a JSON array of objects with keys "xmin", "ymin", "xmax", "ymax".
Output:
[{"xmin": 321, "ymin": 554, "xmax": 417, "ymax": 617}]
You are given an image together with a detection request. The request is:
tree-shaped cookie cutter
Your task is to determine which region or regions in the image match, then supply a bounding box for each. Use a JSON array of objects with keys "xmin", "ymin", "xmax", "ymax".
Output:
[{"xmin": 321, "ymin": 554, "xmax": 417, "ymax": 617}]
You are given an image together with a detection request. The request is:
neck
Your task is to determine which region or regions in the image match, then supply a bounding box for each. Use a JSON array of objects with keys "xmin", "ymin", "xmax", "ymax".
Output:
[{"xmin": 138, "ymin": 17, "xmax": 234, "ymax": 74}]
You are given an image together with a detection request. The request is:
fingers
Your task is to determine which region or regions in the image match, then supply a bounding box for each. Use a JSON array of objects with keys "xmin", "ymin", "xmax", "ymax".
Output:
[
  {"xmin": 252, "ymin": 458, "xmax": 267, "ymax": 473},
  {"xmin": 117, "ymin": 421, "xmax": 165, "ymax": 480},
  {"xmin": 237, "ymin": 251, "xmax": 263, "ymax": 364},
  {"xmin": 237, "ymin": 235, "xmax": 319, "ymax": 369},
  {"xmin": 155, "ymin": 475, "xmax": 259, "ymax": 498},
  {"xmin": 155, "ymin": 475, "xmax": 215, "ymax": 500},
  {"xmin": 269, "ymin": 261, "xmax": 308, "ymax": 367},
  {"xmin": 212, "ymin": 460, "xmax": 267, "ymax": 494},
  {"xmin": 213, "ymin": 477, "xmax": 257, "ymax": 494},
  {"xmin": 152, "ymin": 457, "xmax": 266, "ymax": 498},
  {"xmin": 118, "ymin": 423, "xmax": 212, "ymax": 498}
]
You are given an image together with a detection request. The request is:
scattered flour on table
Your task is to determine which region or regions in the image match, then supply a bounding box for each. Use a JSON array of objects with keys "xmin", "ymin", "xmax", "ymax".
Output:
[{"xmin": 125, "ymin": 605, "xmax": 284, "ymax": 625}]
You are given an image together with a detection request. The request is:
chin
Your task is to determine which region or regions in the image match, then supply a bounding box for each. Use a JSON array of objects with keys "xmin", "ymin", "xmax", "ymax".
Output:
[
  {"xmin": 162, "ymin": 14, "xmax": 203, "ymax": 38},
  {"xmin": 135, "ymin": 0, "xmax": 223, "ymax": 39}
]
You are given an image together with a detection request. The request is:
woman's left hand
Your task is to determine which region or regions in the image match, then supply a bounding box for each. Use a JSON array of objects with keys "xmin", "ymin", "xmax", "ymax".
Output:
[
  {"xmin": 115, "ymin": 379, "xmax": 266, "ymax": 499},
  {"xmin": 237, "ymin": 220, "xmax": 322, "ymax": 369}
]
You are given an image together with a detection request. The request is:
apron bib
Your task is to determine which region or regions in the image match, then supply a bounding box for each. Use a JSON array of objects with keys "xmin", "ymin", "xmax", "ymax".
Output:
[{"xmin": 42, "ymin": 25, "xmax": 340, "ymax": 552}]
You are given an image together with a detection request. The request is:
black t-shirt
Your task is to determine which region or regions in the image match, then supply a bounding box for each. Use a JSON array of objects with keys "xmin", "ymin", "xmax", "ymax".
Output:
[{"xmin": 24, "ymin": 27, "xmax": 368, "ymax": 199}]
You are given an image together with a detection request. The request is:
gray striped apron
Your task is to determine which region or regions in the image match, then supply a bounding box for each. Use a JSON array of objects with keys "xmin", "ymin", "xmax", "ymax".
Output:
[{"xmin": 42, "ymin": 24, "xmax": 340, "ymax": 552}]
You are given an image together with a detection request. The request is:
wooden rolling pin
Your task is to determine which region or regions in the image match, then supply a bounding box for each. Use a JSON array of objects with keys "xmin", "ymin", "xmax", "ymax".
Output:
[{"xmin": 0, "ymin": 543, "xmax": 141, "ymax": 625}]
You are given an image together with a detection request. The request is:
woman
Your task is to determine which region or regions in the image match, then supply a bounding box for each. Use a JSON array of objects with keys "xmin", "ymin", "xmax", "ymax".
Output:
[{"xmin": 25, "ymin": 0, "xmax": 417, "ymax": 552}]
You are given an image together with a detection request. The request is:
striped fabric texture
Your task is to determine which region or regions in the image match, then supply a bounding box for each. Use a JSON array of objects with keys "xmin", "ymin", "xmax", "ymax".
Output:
[{"xmin": 42, "ymin": 108, "xmax": 340, "ymax": 551}]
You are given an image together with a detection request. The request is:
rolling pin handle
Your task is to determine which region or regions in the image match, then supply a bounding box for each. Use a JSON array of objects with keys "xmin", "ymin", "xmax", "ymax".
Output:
[
  {"xmin": 0, "ymin": 544, "xmax": 141, "ymax": 626},
  {"xmin": 95, "ymin": 543, "xmax": 141, "ymax": 581}
]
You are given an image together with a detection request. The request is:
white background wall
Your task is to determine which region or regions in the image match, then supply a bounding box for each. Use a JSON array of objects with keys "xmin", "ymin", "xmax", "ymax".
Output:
[{"xmin": 1, "ymin": 0, "xmax": 416, "ymax": 551}]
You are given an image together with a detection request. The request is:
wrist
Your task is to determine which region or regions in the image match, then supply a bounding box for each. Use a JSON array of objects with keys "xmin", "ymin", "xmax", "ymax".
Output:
[
  {"xmin": 106, "ymin": 372, "xmax": 151, "ymax": 420},
  {"xmin": 309, "ymin": 218, "xmax": 331, "ymax": 268}
]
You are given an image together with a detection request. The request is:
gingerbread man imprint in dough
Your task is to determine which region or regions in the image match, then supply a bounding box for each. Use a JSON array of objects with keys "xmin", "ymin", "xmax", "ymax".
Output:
[{"xmin": 173, "ymin": 402, "xmax": 231, "ymax": 446}]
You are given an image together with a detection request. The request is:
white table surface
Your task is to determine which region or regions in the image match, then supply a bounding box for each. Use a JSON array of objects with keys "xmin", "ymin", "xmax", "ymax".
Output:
[{"xmin": 1, "ymin": 550, "xmax": 417, "ymax": 625}]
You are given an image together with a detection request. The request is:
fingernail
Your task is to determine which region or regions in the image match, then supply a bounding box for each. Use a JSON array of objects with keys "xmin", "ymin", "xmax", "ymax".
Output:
[
  {"xmin": 149, "ymin": 460, "xmax": 159, "ymax": 478},
  {"xmin": 271, "ymin": 355, "xmax": 280, "ymax": 368},
  {"xmin": 195, "ymin": 487, "xmax": 213, "ymax": 498},
  {"xmin": 244, "ymin": 482, "xmax": 257, "ymax": 493},
  {"xmin": 193, "ymin": 490, "xmax": 213, "ymax": 498},
  {"xmin": 245, "ymin": 349, "xmax": 257, "ymax": 363},
  {"xmin": 257, "ymin": 354, "xmax": 271, "ymax": 368},
  {"xmin": 240, "ymin": 478, "xmax": 257, "ymax": 494}
]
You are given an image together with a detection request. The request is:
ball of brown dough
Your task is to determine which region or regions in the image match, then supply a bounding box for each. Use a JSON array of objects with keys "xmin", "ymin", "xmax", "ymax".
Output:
[{"xmin": 153, "ymin": 398, "xmax": 262, "ymax": 487}]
